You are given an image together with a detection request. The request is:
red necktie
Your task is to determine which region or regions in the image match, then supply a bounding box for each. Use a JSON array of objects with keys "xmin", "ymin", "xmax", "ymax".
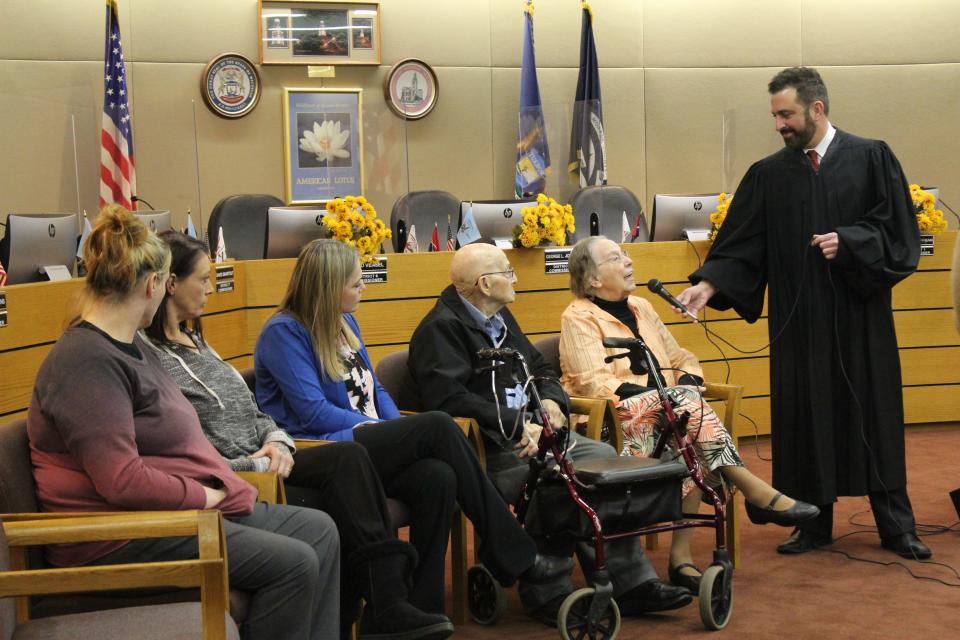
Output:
[{"xmin": 807, "ymin": 149, "xmax": 820, "ymax": 172}]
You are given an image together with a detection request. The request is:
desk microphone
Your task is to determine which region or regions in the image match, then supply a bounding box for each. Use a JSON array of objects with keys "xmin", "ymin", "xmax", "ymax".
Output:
[
  {"xmin": 647, "ymin": 279, "xmax": 698, "ymax": 322},
  {"xmin": 131, "ymin": 195, "xmax": 155, "ymax": 210}
]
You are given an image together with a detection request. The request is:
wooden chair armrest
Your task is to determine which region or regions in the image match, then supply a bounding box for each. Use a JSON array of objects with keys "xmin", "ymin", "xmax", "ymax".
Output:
[
  {"xmin": 3, "ymin": 510, "xmax": 221, "ymax": 546},
  {"xmin": 236, "ymin": 470, "xmax": 286, "ymax": 504},
  {"xmin": 0, "ymin": 510, "xmax": 230, "ymax": 638},
  {"xmin": 451, "ymin": 416, "xmax": 487, "ymax": 473},
  {"xmin": 570, "ymin": 396, "xmax": 622, "ymax": 453},
  {"xmin": 293, "ymin": 438, "xmax": 334, "ymax": 449},
  {"xmin": 703, "ymin": 382, "xmax": 744, "ymax": 439}
]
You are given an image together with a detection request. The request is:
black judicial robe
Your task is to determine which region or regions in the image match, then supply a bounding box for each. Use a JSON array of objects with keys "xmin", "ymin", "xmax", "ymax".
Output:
[{"xmin": 690, "ymin": 129, "xmax": 920, "ymax": 505}]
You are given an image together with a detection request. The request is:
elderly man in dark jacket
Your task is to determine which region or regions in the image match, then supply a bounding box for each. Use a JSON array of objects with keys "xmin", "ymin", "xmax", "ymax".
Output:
[{"xmin": 405, "ymin": 242, "xmax": 692, "ymax": 625}]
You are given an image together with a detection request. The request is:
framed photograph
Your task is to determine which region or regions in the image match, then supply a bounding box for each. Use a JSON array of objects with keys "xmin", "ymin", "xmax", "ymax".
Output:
[
  {"xmin": 282, "ymin": 88, "xmax": 364, "ymax": 204},
  {"xmin": 200, "ymin": 53, "xmax": 262, "ymax": 119},
  {"xmin": 383, "ymin": 58, "xmax": 438, "ymax": 120},
  {"xmin": 259, "ymin": 1, "xmax": 381, "ymax": 65}
]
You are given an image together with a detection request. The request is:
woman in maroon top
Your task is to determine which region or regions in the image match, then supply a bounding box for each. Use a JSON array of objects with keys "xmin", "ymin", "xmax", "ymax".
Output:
[{"xmin": 27, "ymin": 206, "xmax": 339, "ymax": 640}]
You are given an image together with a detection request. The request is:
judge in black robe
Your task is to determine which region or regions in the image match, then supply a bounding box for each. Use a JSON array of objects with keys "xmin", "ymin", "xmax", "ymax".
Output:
[{"xmin": 677, "ymin": 67, "xmax": 930, "ymax": 559}]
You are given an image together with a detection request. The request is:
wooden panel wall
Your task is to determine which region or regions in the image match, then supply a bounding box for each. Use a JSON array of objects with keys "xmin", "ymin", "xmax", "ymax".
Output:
[{"xmin": 2, "ymin": 234, "xmax": 958, "ymax": 441}]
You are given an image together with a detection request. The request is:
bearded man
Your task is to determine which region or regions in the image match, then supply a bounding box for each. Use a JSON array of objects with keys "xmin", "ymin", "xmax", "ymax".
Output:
[{"xmin": 677, "ymin": 67, "xmax": 931, "ymax": 560}]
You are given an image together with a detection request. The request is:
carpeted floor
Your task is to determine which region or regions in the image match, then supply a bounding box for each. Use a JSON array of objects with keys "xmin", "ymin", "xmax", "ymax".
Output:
[{"xmin": 442, "ymin": 427, "xmax": 960, "ymax": 639}]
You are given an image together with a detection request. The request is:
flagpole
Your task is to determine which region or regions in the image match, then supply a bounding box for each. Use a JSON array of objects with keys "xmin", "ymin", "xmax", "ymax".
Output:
[
  {"xmin": 191, "ymin": 99, "xmax": 205, "ymax": 239},
  {"xmin": 70, "ymin": 114, "xmax": 82, "ymax": 223},
  {"xmin": 402, "ymin": 101, "xmax": 411, "ymax": 194}
]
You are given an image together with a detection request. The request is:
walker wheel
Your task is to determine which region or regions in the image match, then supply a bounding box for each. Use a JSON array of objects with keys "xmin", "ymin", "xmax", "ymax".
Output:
[
  {"xmin": 558, "ymin": 587, "xmax": 620, "ymax": 640},
  {"xmin": 467, "ymin": 564, "xmax": 506, "ymax": 625},
  {"xmin": 698, "ymin": 564, "xmax": 733, "ymax": 630}
]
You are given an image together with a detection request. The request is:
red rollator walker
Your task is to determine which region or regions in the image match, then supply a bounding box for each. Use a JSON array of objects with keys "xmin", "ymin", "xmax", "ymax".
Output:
[{"xmin": 466, "ymin": 337, "xmax": 734, "ymax": 638}]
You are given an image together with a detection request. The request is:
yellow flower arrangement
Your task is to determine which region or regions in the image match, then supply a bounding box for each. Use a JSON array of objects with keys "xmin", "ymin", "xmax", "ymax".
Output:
[
  {"xmin": 321, "ymin": 195, "xmax": 392, "ymax": 263},
  {"xmin": 512, "ymin": 193, "xmax": 576, "ymax": 248},
  {"xmin": 708, "ymin": 192, "xmax": 732, "ymax": 241},
  {"xmin": 909, "ymin": 184, "xmax": 947, "ymax": 235}
]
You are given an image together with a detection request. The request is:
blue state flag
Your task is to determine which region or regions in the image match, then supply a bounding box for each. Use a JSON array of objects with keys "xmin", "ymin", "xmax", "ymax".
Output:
[
  {"xmin": 515, "ymin": 1, "xmax": 550, "ymax": 199},
  {"xmin": 457, "ymin": 203, "xmax": 482, "ymax": 246}
]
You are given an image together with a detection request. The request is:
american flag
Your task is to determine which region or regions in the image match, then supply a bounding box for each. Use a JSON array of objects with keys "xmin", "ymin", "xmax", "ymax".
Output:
[
  {"xmin": 445, "ymin": 216, "xmax": 455, "ymax": 251},
  {"xmin": 0, "ymin": 258, "xmax": 8, "ymax": 287},
  {"xmin": 99, "ymin": 0, "xmax": 137, "ymax": 210}
]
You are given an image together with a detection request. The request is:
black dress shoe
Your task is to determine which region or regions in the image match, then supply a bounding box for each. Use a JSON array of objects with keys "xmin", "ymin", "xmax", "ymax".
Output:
[
  {"xmin": 776, "ymin": 528, "xmax": 832, "ymax": 555},
  {"xmin": 667, "ymin": 562, "xmax": 701, "ymax": 593},
  {"xmin": 881, "ymin": 532, "xmax": 932, "ymax": 560},
  {"xmin": 520, "ymin": 553, "xmax": 575, "ymax": 584},
  {"xmin": 746, "ymin": 491, "xmax": 821, "ymax": 527},
  {"xmin": 616, "ymin": 579, "xmax": 693, "ymax": 615},
  {"xmin": 526, "ymin": 593, "xmax": 569, "ymax": 628}
]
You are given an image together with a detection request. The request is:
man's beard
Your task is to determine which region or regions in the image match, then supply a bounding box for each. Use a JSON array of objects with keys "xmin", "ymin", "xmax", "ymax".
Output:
[{"xmin": 779, "ymin": 113, "xmax": 817, "ymax": 150}]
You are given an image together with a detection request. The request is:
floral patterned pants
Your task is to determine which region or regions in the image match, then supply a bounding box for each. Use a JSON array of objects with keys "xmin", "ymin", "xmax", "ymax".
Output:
[{"xmin": 617, "ymin": 385, "xmax": 743, "ymax": 496}]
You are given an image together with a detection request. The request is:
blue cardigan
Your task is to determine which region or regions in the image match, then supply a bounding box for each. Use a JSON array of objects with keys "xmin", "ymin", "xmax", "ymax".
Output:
[{"xmin": 254, "ymin": 312, "xmax": 401, "ymax": 440}]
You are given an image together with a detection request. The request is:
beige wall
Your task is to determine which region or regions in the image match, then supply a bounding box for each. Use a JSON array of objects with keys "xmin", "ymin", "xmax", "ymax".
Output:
[{"xmin": 2, "ymin": 0, "xmax": 959, "ymax": 236}]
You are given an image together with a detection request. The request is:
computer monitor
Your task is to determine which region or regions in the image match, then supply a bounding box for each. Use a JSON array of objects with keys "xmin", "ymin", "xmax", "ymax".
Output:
[
  {"xmin": 0, "ymin": 213, "xmax": 78, "ymax": 284},
  {"xmin": 649, "ymin": 193, "xmax": 720, "ymax": 242},
  {"xmin": 135, "ymin": 210, "xmax": 172, "ymax": 234},
  {"xmin": 458, "ymin": 199, "xmax": 536, "ymax": 246},
  {"xmin": 264, "ymin": 207, "xmax": 328, "ymax": 258}
]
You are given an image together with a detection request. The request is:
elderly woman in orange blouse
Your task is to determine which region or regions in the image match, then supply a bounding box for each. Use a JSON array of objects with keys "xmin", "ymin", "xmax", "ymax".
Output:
[{"xmin": 559, "ymin": 236, "xmax": 818, "ymax": 591}]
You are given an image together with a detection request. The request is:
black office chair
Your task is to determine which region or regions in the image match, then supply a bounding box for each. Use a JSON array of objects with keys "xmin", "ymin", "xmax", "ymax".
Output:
[
  {"xmin": 207, "ymin": 194, "xmax": 285, "ymax": 260},
  {"xmin": 568, "ymin": 185, "xmax": 649, "ymax": 243},
  {"xmin": 389, "ymin": 190, "xmax": 460, "ymax": 252}
]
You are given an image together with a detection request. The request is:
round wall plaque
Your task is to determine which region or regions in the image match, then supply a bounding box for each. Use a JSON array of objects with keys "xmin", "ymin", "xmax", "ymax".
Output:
[
  {"xmin": 384, "ymin": 58, "xmax": 438, "ymax": 120},
  {"xmin": 201, "ymin": 53, "xmax": 262, "ymax": 119}
]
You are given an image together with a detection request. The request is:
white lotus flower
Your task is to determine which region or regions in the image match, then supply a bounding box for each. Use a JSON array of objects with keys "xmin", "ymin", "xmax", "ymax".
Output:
[{"xmin": 299, "ymin": 119, "xmax": 351, "ymax": 163}]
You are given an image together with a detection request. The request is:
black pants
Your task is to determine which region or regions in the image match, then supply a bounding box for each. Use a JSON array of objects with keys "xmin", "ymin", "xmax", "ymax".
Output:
[
  {"xmin": 800, "ymin": 485, "xmax": 918, "ymax": 540},
  {"xmin": 354, "ymin": 412, "xmax": 537, "ymax": 613},
  {"xmin": 286, "ymin": 441, "xmax": 394, "ymax": 557}
]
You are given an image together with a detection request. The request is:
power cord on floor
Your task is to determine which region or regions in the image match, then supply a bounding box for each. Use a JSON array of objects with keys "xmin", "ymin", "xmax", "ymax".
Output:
[{"xmin": 799, "ymin": 499, "xmax": 960, "ymax": 586}]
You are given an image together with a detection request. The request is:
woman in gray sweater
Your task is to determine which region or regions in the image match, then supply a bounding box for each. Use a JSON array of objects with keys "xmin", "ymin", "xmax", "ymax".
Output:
[{"xmin": 143, "ymin": 231, "xmax": 451, "ymax": 640}]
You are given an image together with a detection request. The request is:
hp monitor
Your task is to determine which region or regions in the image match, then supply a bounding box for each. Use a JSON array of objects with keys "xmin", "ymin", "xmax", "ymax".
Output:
[
  {"xmin": 0, "ymin": 213, "xmax": 79, "ymax": 284},
  {"xmin": 649, "ymin": 193, "xmax": 720, "ymax": 242},
  {"xmin": 264, "ymin": 207, "xmax": 328, "ymax": 259},
  {"xmin": 135, "ymin": 210, "xmax": 172, "ymax": 234},
  {"xmin": 458, "ymin": 199, "xmax": 536, "ymax": 246}
]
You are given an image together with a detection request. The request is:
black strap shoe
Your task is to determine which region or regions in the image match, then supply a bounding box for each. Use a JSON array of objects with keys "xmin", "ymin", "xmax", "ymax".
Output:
[
  {"xmin": 667, "ymin": 562, "xmax": 702, "ymax": 593},
  {"xmin": 776, "ymin": 528, "xmax": 832, "ymax": 555},
  {"xmin": 746, "ymin": 491, "xmax": 821, "ymax": 527},
  {"xmin": 880, "ymin": 532, "xmax": 932, "ymax": 560}
]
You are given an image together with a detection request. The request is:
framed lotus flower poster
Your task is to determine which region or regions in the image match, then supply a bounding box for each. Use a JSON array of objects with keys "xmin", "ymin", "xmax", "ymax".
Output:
[{"xmin": 282, "ymin": 87, "xmax": 364, "ymax": 204}]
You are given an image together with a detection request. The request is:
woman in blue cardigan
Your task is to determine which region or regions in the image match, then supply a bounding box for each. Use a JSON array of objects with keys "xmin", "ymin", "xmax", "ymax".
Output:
[{"xmin": 254, "ymin": 239, "xmax": 571, "ymax": 621}]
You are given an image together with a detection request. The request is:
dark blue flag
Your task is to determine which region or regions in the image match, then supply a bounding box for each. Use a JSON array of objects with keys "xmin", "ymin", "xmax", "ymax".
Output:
[
  {"xmin": 568, "ymin": 2, "xmax": 606, "ymax": 187},
  {"xmin": 515, "ymin": 2, "xmax": 550, "ymax": 198}
]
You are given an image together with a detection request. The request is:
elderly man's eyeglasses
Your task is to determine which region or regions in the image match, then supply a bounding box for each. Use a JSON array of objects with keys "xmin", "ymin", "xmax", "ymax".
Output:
[{"xmin": 476, "ymin": 267, "xmax": 516, "ymax": 284}]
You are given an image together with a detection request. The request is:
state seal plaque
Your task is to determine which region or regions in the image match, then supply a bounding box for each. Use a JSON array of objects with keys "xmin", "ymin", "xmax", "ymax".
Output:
[{"xmin": 201, "ymin": 53, "xmax": 262, "ymax": 119}]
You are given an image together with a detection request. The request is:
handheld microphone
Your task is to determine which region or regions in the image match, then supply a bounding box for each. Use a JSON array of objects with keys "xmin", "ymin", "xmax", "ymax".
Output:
[
  {"xmin": 477, "ymin": 347, "xmax": 518, "ymax": 360},
  {"xmin": 647, "ymin": 279, "xmax": 698, "ymax": 322},
  {"xmin": 131, "ymin": 195, "xmax": 156, "ymax": 210}
]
